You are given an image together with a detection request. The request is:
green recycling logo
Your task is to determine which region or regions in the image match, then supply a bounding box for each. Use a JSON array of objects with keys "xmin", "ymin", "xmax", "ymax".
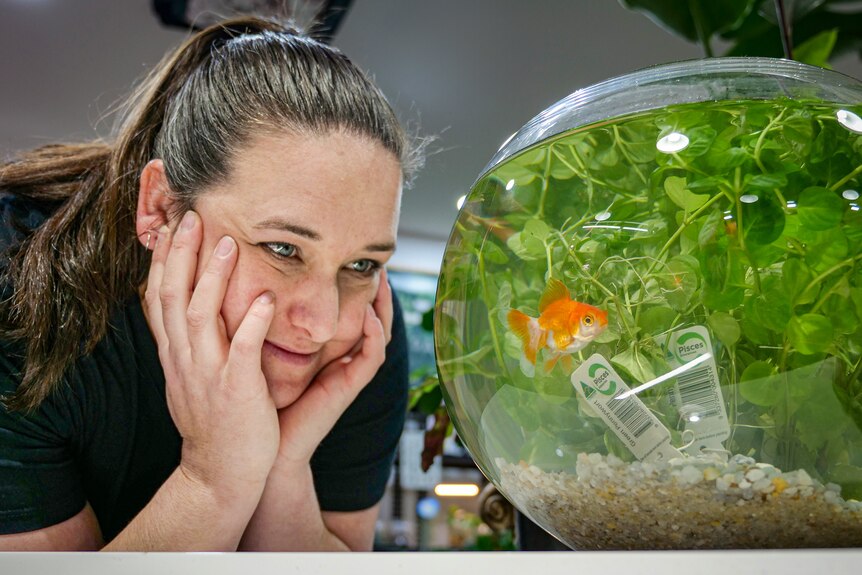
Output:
[{"xmin": 582, "ymin": 362, "xmax": 617, "ymax": 397}]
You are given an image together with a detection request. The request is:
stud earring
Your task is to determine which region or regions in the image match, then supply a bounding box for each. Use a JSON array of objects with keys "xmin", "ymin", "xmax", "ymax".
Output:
[{"xmin": 145, "ymin": 231, "xmax": 153, "ymax": 251}]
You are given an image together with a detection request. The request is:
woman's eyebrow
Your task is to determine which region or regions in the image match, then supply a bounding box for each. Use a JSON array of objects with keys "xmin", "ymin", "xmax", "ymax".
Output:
[
  {"xmin": 254, "ymin": 218, "xmax": 396, "ymax": 252},
  {"xmin": 254, "ymin": 218, "xmax": 320, "ymax": 240}
]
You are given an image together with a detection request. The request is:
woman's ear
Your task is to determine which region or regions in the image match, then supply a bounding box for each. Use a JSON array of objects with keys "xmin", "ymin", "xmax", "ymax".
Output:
[{"xmin": 136, "ymin": 160, "xmax": 175, "ymax": 249}]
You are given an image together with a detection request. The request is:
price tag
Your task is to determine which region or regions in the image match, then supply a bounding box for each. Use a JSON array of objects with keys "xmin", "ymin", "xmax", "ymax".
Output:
[
  {"xmin": 572, "ymin": 354, "xmax": 681, "ymax": 463},
  {"xmin": 665, "ymin": 325, "xmax": 730, "ymax": 455}
]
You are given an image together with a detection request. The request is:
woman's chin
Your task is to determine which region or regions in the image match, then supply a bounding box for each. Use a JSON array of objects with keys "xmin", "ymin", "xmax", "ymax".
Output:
[{"xmin": 266, "ymin": 377, "xmax": 310, "ymax": 409}]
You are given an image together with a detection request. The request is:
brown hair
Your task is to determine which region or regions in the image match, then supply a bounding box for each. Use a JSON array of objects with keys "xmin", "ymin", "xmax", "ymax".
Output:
[{"xmin": 0, "ymin": 16, "xmax": 420, "ymax": 411}]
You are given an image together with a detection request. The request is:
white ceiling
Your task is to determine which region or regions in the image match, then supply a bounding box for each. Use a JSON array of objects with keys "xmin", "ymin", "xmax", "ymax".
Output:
[{"xmin": 2, "ymin": 0, "xmax": 861, "ymax": 271}]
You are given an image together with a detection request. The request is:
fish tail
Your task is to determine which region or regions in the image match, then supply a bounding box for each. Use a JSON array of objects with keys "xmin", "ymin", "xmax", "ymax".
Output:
[{"xmin": 507, "ymin": 309, "xmax": 539, "ymax": 365}]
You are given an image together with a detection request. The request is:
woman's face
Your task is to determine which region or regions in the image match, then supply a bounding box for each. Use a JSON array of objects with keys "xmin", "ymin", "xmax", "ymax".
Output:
[{"xmin": 191, "ymin": 130, "xmax": 402, "ymax": 408}]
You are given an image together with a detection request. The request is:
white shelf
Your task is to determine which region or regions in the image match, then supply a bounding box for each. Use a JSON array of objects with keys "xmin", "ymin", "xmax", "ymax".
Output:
[{"xmin": 1, "ymin": 550, "xmax": 861, "ymax": 575}]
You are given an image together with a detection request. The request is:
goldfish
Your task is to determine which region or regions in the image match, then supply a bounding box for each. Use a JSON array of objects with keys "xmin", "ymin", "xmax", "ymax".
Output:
[{"xmin": 507, "ymin": 278, "xmax": 608, "ymax": 376}]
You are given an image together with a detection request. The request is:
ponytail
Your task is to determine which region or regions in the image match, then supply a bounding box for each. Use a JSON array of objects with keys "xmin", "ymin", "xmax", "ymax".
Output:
[
  {"xmin": 1, "ymin": 16, "xmax": 416, "ymax": 411},
  {"xmin": 0, "ymin": 18, "xmax": 289, "ymax": 411}
]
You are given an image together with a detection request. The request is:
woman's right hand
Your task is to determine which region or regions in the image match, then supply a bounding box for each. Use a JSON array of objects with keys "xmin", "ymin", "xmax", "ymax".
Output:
[{"xmin": 144, "ymin": 210, "xmax": 280, "ymax": 500}]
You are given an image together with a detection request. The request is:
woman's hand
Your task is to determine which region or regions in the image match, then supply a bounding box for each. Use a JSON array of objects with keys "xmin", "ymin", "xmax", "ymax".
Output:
[
  {"xmin": 272, "ymin": 269, "xmax": 394, "ymax": 468},
  {"xmin": 144, "ymin": 211, "xmax": 280, "ymax": 499}
]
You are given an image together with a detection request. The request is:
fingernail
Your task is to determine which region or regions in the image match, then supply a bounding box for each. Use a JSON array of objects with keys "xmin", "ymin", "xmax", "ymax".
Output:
[
  {"xmin": 258, "ymin": 291, "xmax": 274, "ymax": 305},
  {"xmin": 180, "ymin": 211, "xmax": 195, "ymax": 231},
  {"xmin": 215, "ymin": 236, "xmax": 234, "ymax": 258}
]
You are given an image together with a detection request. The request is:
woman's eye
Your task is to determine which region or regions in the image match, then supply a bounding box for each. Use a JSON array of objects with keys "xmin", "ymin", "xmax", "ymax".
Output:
[
  {"xmin": 349, "ymin": 259, "xmax": 379, "ymax": 275},
  {"xmin": 264, "ymin": 242, "xmax": 297, "ymax": 259}
]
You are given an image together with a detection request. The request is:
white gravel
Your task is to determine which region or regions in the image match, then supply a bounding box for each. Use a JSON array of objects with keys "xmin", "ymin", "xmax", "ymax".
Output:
[{"xmin": 496, "ymin": 453, "xmax": 862, "ymax": 549}]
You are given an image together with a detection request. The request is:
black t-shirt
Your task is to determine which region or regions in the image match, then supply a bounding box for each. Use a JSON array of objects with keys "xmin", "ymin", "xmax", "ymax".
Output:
[{"xmin": 0, "ymin": 193, "xmax": 408, "ymax": 541}]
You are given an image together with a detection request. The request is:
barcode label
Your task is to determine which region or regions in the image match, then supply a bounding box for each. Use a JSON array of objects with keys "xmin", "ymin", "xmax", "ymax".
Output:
[
  {"xmin": 572, "ymin": 354, "xmax": 682, "ymax": 463},
  {"xmin": 676, "ymin": 363, "xmax": 722, "ymax": 419},
  {"xmin": 666, "ymin": 326, "xmax": 730, "ymax": 454},
  {"xmin": 607, "ymin": 396, "xmax": 653, "ymax": 438}
]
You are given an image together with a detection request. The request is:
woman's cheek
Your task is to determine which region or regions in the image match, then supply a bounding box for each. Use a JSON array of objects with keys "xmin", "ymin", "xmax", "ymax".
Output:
[{"xmin": 335, "ymin": 291, "xmax": 373, "ymax": 342}]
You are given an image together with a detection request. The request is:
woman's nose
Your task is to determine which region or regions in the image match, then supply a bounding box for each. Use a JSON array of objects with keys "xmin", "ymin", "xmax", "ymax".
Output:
[{"xmin": 287, "ymin": 276, "xmax": 340, "ymax": 343}]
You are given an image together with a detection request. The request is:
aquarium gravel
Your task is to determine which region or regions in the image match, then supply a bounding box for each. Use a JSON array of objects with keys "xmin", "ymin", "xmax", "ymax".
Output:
[{"xmin": 496, "ymin": 453, "xmax": 862, "ymax": 549}]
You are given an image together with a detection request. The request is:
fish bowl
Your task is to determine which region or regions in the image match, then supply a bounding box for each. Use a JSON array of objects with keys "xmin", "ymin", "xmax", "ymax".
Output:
[{"xmin": 433, "ymin": 57, "xmax": 862, "ymax": 549}]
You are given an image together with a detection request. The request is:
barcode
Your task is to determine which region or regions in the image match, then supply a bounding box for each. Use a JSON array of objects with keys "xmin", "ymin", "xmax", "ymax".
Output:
[
  {"xmin": 608, "ymin": 396, "xmax": 653, "ymax": 438},
  {"xmin": 676, "ymin": 364, "xmax": 721, "ymax": 418}
]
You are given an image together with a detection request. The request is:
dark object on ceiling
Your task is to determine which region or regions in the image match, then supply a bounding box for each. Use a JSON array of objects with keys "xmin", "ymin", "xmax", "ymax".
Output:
[{"xmin": 152, "ymin": 0, "xmax": 353, "ymax": 44}]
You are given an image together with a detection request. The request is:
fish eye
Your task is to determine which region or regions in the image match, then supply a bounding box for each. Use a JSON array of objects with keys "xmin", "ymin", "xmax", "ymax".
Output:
[{"xmin": 584, "ymin": 314, "xmax": 594, "ymax": 326}]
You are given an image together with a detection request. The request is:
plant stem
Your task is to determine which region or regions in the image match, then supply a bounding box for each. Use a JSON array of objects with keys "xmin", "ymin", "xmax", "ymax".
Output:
[
  {"xmin": 830, "ymin": 163, "xmax": 862, "ymax": 192},
  {"xmin": 754, "ymin": 109, "xmax": 786, "ymax": 173},
  {"xmin": 537, "ymin": 147, "xmax": 552, "ymax": 219},
  {"xmin": 810, "ymin": 269, "xmax": 852, "ymax": 314},
  {"xmin": 774, "ymin": 0, "xmax": 794, "ymax": 60},
  {"xmin": 688, "ymin": 0, "xmax": 714, "ymax": 57},
  {"xmin": 733, "ymin": 168, "xmax": 762, "ymax": 294},
  {"xmin": 612, "ymin": 125, "xmax": 648, "ymax": 184},
  {"xmin": 652, "ymin": 191, "xmax": 726, "ymax": 266},
  {"xmin": 556, "ymin": 232, "xmax": 616, "ymax": 300},
  {"xmin": 478, "ymin": 252, "xmax": 508, "ymax": 374},
  {"xmin": 801, "ymin": 253, "xmax": 862, "ymax": 297}
]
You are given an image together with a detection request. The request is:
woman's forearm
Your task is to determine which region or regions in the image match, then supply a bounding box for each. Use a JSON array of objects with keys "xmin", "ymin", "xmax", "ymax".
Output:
[
  {"xmin": 103, "ymin": 467, "xmax": 266, "ymax": 551},
  {"xmin": 238, "ymin": 461, "xmax": 350, "ymax": 552}
]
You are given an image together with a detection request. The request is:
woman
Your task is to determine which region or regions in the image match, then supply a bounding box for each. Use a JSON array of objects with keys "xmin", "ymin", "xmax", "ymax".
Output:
[{"xmin": 0, "ymin": 16, "xmax": 420, "ymax": 551}]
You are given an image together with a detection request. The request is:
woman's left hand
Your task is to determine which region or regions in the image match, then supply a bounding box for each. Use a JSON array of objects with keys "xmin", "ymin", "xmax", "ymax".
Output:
[{"xmin": 272, "ymin": 269, "xmax": 393, "ymax": 469}]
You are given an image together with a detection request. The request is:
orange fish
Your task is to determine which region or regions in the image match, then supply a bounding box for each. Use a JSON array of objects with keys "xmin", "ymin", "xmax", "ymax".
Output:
[{"xmin": 507, "ymin": 278, "xmax": 608, "ymax": 376}]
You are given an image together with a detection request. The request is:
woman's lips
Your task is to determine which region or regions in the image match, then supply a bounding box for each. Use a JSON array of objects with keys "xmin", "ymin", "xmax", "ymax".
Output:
[{"xmin": 263, "ymin": 341, "xmax": 316, "ymax": 366}]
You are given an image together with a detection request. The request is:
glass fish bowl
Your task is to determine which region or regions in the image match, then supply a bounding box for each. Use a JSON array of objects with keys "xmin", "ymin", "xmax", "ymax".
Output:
[{"xmin": 434, "ymin": 58, "xmax": 862, "ymax": 550}]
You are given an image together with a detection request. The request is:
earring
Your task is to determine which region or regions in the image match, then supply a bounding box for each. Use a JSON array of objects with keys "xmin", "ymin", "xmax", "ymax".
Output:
[{"xmin": 145, "ymin": 231, "xmax": 153, "ymax": 251}]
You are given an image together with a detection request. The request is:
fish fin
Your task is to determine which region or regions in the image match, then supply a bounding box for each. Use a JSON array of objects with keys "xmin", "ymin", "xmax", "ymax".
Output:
[
  {"xmin": 544, "ymin": 354, "xmax": 561, "ymax": 373},
  {"xmin": 560, "ymin": 355, "xmax": 574, "ymax": 373},
  {"xmin": 553, "ymin": 329, "xmax": 573, "ymax": 351},
  {"xmin": 539, "ymin": 277, "xmax": 570, "ymax": 314},
  {"xmin": 508, "ymin": 309, "xmax": 538, "ymax": 365}
]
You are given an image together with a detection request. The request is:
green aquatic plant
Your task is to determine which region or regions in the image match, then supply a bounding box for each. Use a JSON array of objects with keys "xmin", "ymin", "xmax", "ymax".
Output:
[{"xmin": 435, "ymin": 98, "xmax": 862, "ymax": 497}]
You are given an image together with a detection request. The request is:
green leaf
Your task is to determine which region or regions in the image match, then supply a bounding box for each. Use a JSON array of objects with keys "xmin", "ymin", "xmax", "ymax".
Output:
[
  {"xmin": 620, "ymin": 0, "xmax": 754, "ymax": 45},
  {"xmin": 831, "ymin": 464, "xmax": 862, "ymax": 501},
  {"xmin": 482, "ymin": 240, "xmax": 509, "ymax": 264},
  {"xmin": 697, "ymin": 209, "xmax": 723, "ymax": 246},
  {"xmin": 612, "ymin": 347, "xmax": 657, "ymax": 385},
  {"xmin": 740, "ymin": 193, "xmax": 785, "ymax": 245},
  {"xmin": 795, "ymin": 392, "xmax": 844, "ymax": 451},
  {"xmin": 746, "ymin": 173, "xmax": 788, "ymax": 190},
  {"xmin": 708, "ymin": 311, "xmax": 741, "ymax": 347},
  {"xmin": 787, "ymin": 313, "xmax": 834, "ymax": 355},
  {"xmin": 421, "ymin": 307, "xmax": 434, "ymax": 332},
  {"xmin": 798, "ymin": 186, "xmax": 844, "ymax": 231},
  {"xmin": 706, "ymin": 147, "xmax": 749, "ymax": 170},
  {"xmin": 664, "ymin": 175, "xmax": 710, "ymax": 212},
  {"xmin": 638, "ymin": 306, "xmax": 678, "ymax": 336},
  {"xmin": 794, "ymin": 28, "xmax": 839, "ymax": 68},
  {"xmin": 782, "ymin": 258, "xmax": 813, "ymax": 305},
  {"xmin": 410, "ymin": 383, "xmax": 442, "ymax": 415},
  {"xmin": 739, "ymin": 361, "xmax": 782, "ymax": 406}
]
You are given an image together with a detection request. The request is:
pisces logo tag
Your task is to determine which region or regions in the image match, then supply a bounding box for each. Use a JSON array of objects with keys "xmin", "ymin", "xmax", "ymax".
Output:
[
  {"xmin": 673, "ymin": 332, "xmax": 708, "ymax": 365},
  {"xmin": 580, "ymin": 362, "xmax": 617, "ymax": 398}
]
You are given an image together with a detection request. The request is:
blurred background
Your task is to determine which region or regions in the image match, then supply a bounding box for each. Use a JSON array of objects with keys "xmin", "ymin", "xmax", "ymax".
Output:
[{"xmin": 2, "ymin": 0, "xmax": 862, "ymax": 551}]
